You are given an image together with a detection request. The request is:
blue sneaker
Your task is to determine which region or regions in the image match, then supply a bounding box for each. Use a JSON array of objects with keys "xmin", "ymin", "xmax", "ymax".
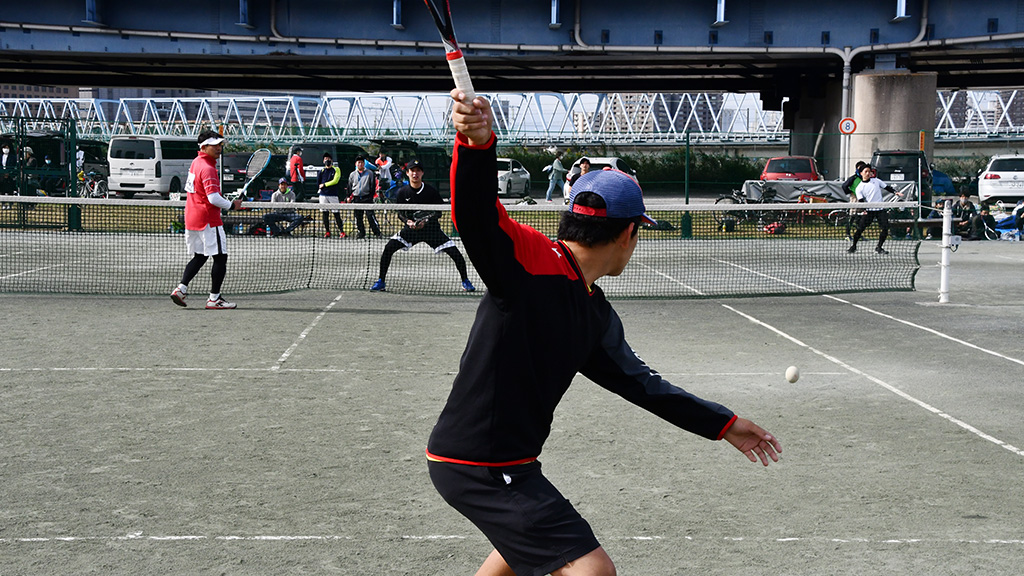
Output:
[
  {"xmin": 370, "ymin": 278, "xmax": 386, "ymax": 292},
  {"xmin": 461, "ymin": 279, "xmax": 476, "ymax": 292}
]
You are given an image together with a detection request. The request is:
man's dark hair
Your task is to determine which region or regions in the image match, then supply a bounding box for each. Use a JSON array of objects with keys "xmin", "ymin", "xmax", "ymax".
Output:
[
  {"xmin": 557, "ymin": 191, "xmax": 641, "ymax": 246},
  {"xmin": 323, "ymin": 153, "xmax": 333, "ymax": 160},
  {"xmin": 855, "ymin": 161, "xmax": 867, "ymax": 171},
  {"xmin": 196, "ymin": 129, "xmax": 220, "ymax": 146},
  {"xmin": 356, "ymin": 155, "xmax": 366, "ymax": 162}
]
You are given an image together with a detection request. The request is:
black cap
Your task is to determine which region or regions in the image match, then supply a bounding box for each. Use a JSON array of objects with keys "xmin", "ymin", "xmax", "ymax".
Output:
[{"xmin": 406, "ymin": 159, "xmax": 423, "ymax": 171}]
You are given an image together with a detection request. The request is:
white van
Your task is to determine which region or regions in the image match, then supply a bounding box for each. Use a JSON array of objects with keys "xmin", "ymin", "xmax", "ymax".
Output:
[{"xmin": 107, "ymin": 135, "xmax": 196, "ymax": 199}]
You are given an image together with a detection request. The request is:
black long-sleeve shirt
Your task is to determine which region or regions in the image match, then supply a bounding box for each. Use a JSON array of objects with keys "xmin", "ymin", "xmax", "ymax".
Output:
[{"xmin": 426, "ymin": 132, "xmax": 735, "ymax": 466}]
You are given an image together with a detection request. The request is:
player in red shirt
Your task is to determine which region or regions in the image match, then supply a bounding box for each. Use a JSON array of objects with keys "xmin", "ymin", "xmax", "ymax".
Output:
[
  {"xmin": 287, "ymin": 145, "xmax": 306, "ymax": 202},
  {"xmin": 170, "ymin": 130, "xmax": 243, "ymax": 309}
]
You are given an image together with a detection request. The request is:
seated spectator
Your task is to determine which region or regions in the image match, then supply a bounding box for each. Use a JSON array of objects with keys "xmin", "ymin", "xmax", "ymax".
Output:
[
  {"xmin": 965, "ymin": 204, "xmax": 998, "ymax": 241},
  {"xmin": 263, "ymin": 178, "xmax": 307, "ymax": 237},
  {"xmin": 951, "ymin": 192, "xmax": 976, "ymax": 234},
  {"xmin": 924, "ymin": 199, "xmax": 946, "ymax": 240}
]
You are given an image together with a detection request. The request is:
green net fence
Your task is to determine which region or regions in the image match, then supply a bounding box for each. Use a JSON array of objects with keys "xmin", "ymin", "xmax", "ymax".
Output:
[{"xmin": 0, "ymin": 196, "xmax": 921, "ymax": 299}]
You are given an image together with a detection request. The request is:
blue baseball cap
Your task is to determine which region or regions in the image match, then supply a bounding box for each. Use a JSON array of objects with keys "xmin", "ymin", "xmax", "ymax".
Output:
[{"xmin": 568, "ymin": 169, "xmax": 655, "ymax": 225}]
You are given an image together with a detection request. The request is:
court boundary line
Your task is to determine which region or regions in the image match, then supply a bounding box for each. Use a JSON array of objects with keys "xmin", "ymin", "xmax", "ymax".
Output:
[
  {"xmin": 823, "ymin": 294, "xmax": 1024, "ymax": 368},
  {"xmin": 722, "ymin": 303, "xmax": 1024, "ymax": 458}
]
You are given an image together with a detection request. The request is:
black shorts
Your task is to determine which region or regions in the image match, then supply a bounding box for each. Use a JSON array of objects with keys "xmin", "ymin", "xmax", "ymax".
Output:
[
  {"xmin": 427, "ymin": 459, "xmax": 600, "ymax": 576},
  {"xmin": 395, "ymin": 223, "xmax": 454, "ymax": 251}
]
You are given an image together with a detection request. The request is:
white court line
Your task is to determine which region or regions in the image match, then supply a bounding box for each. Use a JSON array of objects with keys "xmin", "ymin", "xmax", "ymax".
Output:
[
  {"xmin": 273, "ymin": 293, "xmax": 345, "ymax": 370},
  {"xmin": 626, "ymin": 256, "xmax": 1019, "ymax": 457},
  {"xmin": 722, "ymin": 303, "xmax": 1024, "ymax": 458},
  {"xmin": 2, "ymin": 532, "xmax": 1021, "ymax": 546},
  {"xmin": 1, "ymin": 262, "xmax": 66, "ymax": 280},
  {"xmin": 823, "ymin": 294, "xmax": 1024, "ymax": 368},
  {"xmin": 634, "ymin": 262, "xmax": 705, "ymax": 296},
  {"xmin": 709, "ymin": 258, "xmax": 1024, "ymax": 368}
]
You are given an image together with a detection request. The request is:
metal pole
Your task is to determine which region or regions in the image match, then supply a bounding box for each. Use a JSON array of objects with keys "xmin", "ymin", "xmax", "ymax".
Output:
[
  {"xmin": 938, "ymin": 200, "xmax": 951, "ymax": 303},
  {"xmin": 684, "ymin": 130, "xmax": 690, "ymax": 204}
]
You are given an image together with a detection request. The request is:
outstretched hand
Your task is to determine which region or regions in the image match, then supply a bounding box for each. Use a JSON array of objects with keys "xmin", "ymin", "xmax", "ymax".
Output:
[
  {"xmin": 723, "ymin": 417, "xmax": 782, "ymax": 467},
  {"xmin": 450, "ymin": 88, "xmax": 492, "ymax": 147}
]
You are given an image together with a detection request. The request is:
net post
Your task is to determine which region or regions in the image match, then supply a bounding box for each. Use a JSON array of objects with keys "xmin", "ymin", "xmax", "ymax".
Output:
[
  {"xmin": 67, "ymin": 204, "xmax": 83, "ymax": 231},
  {"xmin": 938, "ymin": 200, "xmax": 951, "ymax": 304}
]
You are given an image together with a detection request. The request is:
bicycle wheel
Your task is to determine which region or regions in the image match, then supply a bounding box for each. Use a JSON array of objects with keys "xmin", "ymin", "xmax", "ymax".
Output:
[
  {"xmin": 76, "ymin": 181, "xmax": 90, "ymax": 198},
  {"xmin": 95, "ymin": 181, "xmax": 109, "ymax": 198},
  {"xmin": 827, "ymin": 210, "xmax": 848, "ymax": 228},
  {"xmin": 714, "ymin": 196, "xmax": 741, "ymax": 226}
]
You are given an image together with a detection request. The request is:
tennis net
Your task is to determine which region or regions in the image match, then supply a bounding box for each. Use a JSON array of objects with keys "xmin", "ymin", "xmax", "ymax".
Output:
[{"xmin": 0, "ymin": 196, "xmax": 921, "ymax": 299}]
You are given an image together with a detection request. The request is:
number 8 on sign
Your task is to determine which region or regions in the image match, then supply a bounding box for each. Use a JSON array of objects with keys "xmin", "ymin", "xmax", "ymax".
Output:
[{"xmin": 839, "ymin": 118, "xmax": 857, "ymax": 135}]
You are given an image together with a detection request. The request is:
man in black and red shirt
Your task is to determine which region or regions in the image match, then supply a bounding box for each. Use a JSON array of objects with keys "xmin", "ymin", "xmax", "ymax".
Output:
[{"xmin": 427, "ymin": 91, "xmax": 783, "ymax": 576}]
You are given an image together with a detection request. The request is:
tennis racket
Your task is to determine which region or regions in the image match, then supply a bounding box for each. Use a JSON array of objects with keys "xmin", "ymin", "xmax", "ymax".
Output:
[
  {"xmin": 411, "ymin": 209, "xmax": 439, "ymax": 227},
  {"xmin": 230, "ymin": 148, "xmax": 272, "ymax": 202},
  {"xmin": 422, "ymin": 0, "xmax": 475, "ymax": 102}
]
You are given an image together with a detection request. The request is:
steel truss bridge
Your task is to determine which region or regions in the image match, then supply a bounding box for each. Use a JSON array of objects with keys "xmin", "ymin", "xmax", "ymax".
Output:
[{"xmin": 3, "ymin": 90, "xmax": 1023, "ymax": 146}]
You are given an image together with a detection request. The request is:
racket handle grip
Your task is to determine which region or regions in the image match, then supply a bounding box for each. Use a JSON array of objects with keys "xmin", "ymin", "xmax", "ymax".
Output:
[{"xmin": 447, "ymin": 54, "xmax": 476, "ymax": 103}]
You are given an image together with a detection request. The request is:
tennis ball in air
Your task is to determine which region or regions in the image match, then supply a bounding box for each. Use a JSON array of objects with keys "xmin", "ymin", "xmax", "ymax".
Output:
[{"xmin": 785, "ymin": 366, "xmax": 800, "ymax": 383}]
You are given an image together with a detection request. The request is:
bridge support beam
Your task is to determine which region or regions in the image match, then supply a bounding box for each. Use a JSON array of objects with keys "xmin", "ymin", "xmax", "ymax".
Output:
[{"xmin": 848, "ymin": 70, "xmax": 937, "ymax": 174}]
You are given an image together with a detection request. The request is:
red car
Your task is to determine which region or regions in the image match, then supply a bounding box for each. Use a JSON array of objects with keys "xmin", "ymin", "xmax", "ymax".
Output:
[{"xmin": 760, "ymin": 156, "xmax": 824, "ymax": 181}]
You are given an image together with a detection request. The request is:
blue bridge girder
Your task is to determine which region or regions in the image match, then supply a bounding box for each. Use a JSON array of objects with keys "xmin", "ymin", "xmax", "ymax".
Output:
[{"xmin": 2, "ymin": 0, "xmax": 1024, "ymax": 96}]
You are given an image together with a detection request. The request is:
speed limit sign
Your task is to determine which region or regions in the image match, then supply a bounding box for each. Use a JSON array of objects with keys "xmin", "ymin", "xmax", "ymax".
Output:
[{"xmin": 839, "ymin": 117, "xmax": 857, "ymax": 135}]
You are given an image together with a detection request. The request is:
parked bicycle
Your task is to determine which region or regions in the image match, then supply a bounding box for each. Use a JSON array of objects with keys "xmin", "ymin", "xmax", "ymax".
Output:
[
  {"xmin": 76, "ymin": 170, "xmax": 109, "ymax": 198},
  {"xmin": 714, "ymin": 183, "xmax": 786, "ymax": 227}
]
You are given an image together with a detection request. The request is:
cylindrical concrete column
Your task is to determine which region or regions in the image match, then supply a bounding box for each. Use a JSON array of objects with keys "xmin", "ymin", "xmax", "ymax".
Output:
[{"xmin": 848, "ymin": 71, "xmax": 938, "ymax": 175}]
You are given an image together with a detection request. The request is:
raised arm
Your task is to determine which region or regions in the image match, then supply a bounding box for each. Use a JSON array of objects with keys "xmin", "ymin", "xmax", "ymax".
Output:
[{"xmin": 449, "ymin": 90, "xmax": 549, "ymax": 299}]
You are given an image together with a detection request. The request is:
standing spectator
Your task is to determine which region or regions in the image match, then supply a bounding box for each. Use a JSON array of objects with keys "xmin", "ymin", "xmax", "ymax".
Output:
[
  {"xmin": 375, "ymin": 150, "xmax": 394, "ymax": 193},
  {"xmin": 169, "ymin": 130, "xmax": 243, "ymax": 310},
  {"xmin": 40, "ymin": 155, "xmax": 59, "ymax": 195},
  {"xmin": 75, "ymin": 145, "xmax": 85, "ymax": 172},
  {"xmin": 317, "ymin": 153, "xmax": 346, "ymax": 238},
  {"xmin": 429, "ymin": 91, "xmax": 781, "ymax": 576},
  {"xmin": 1, "ymin": 143, "xmax": 17, "ymax": 196},
  {"xmin": 347, "ymin": 155, "xmax": 381, "ymax": 239},
  {"xmin": 22, "ymin": 147, "xmax": 39, "ymax": 194},
  {"xmin": 848, "ymin": 163, "xmax": 902, "ymax": 255},
  {"xmin": 369, "ymin": 160, "xmax": 475, "ymax": 293},
  {"xmin": 544, "ymin": 150, "xmax": 567, "ymax": 202},
  {"xmin": 563, "ymin": 156, "xmax": 591, "ymax": 198},
  {"xmin": 287, "ymin": 145, "xmax": 306, "ymax": 202},
  {"xmin": 263, "ymin": 177, "xmax": 307, "ymax": 237}
]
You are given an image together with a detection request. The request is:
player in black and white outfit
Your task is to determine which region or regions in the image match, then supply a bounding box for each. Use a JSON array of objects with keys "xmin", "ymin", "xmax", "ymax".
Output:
[{"xmin": 369, "ymin": 160, "xmax": 475, "ymax": 293}]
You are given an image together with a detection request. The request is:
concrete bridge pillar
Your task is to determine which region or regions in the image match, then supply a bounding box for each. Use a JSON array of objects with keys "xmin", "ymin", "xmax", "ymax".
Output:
[{"xmin": 847, "ymin": 71, "xmax": 938, "ymax": 174}]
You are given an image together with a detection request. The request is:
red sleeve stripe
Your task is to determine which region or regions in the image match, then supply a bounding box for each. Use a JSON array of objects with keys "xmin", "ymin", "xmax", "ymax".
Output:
[
  {"xmin": 716, "ymin": 414, "xmax": 738, "ymax": 440},
  {"xmin": 446, "ymin": 50, "xmax": 465, "ymax": 61},
  {"xmin": 425, "ymin": 448, "xmax": 537, "ymax": 467}
]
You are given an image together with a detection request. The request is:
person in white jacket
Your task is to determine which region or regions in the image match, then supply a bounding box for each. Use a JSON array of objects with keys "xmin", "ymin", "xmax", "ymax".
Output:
[{"xmin": 848, "ymin": 164, "xmax": 902, "ymax": 255}]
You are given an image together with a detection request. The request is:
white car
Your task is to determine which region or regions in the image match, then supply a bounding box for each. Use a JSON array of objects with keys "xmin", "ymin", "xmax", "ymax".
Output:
[
  {"xmin": 978, "ymin": 154, "xmax": 1024, "ymax": 204},
  {"xmin": 497, "ymin": 158, "xmax": 531, "ymax": 197},
  {"xmin": 563, "ymin": 156, "xmax": 638, "ymax": 200}
]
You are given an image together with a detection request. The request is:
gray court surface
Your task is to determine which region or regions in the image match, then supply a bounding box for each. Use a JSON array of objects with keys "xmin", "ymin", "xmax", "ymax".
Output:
[{"xmin": 1, "ymin": 240, "xmax": 1022, "ymax": 575}]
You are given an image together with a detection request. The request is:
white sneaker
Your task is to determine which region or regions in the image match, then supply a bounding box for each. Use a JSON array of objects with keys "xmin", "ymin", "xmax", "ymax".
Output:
[
  {"xmin": 171, "ymin": 287, "xmax": 187, "ymax": 307},
  {"xmin": 206, "ymin": 297, "xmax": 237, "ymax": 310}
]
